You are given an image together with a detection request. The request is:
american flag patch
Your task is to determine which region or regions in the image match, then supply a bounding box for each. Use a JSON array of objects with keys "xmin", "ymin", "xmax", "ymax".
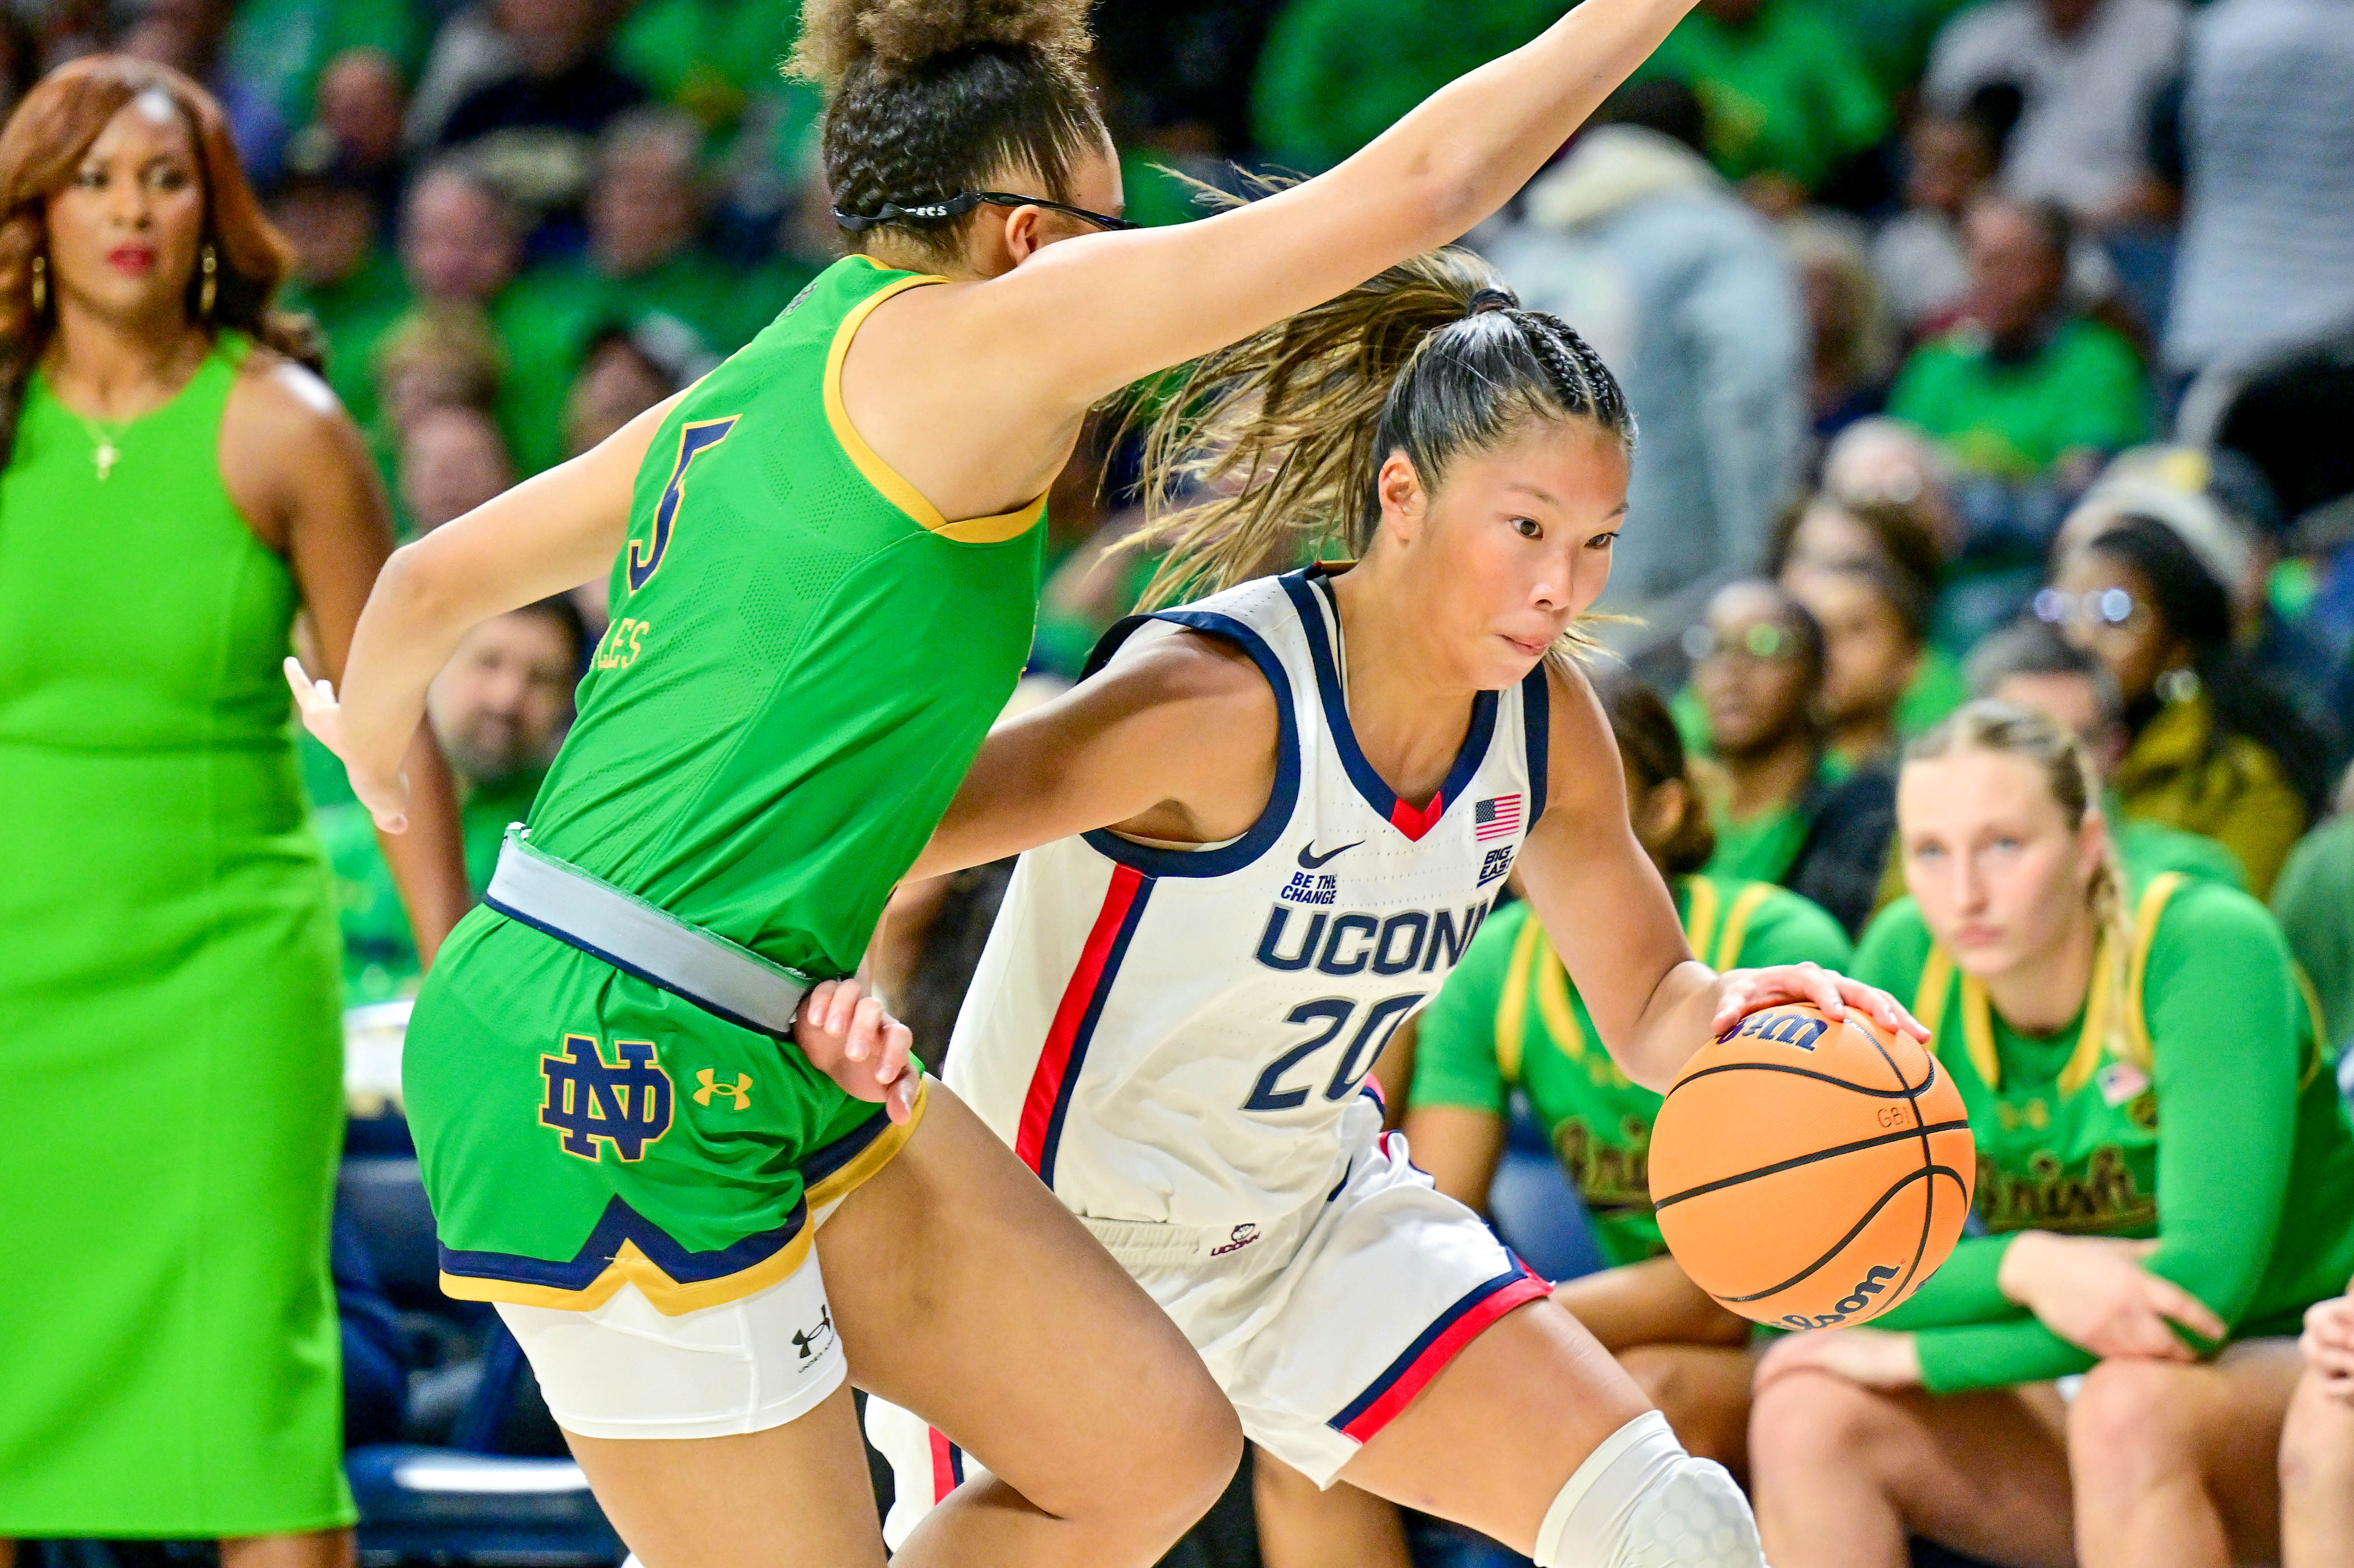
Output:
[{"xmin": 1474, "ymin": 794, "xmax": 1523, "ymax": 841}]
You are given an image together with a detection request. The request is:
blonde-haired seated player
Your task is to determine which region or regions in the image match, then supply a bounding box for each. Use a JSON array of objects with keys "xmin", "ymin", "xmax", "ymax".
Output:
[
  {"xmin": 1749, "ymin": 701, "xmax": 2354, "ymax": 1568},
  {"xmin": 1400, "ymin": 668, "xmax": 1851, "ymax": 1478}
]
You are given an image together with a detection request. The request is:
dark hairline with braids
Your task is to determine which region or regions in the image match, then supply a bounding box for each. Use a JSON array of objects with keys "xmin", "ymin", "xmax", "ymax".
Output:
[{"xmin": 1123, "ymin": 247, "xmax": 1636, "ymax": 656}]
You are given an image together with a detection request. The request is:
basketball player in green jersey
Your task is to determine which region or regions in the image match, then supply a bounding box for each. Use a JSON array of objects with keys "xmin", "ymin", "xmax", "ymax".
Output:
[
  {"xmin": 1746, "ymin": 702, "xmax": 2354, "ymax": 1568},
  {"xmin": 287, "ymin": 0, "xmax": 1728, "ymax": 1561}
]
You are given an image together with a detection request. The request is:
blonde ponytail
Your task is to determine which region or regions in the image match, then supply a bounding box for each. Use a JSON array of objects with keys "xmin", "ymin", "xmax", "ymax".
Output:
[
  {"xmin": 1907, "ymin": 699, "xmax": 2145, "ymax": 1069},
  {"xmin": 1120, "ymin": 245, "xmax": 1636, "ymax": 636}
]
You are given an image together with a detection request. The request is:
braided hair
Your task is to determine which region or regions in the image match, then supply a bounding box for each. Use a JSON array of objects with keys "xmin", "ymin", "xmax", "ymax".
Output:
[{"xmin": 1128, "ymin": 248, "xmax": 1636, "ymax": 637}]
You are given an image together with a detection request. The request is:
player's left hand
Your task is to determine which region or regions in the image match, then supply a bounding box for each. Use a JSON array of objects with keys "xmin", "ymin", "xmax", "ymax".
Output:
[
  {"xmin": 794, "ymin": 979, "xmax": 920, "ymax": 1125},
  {"xmin": 1714, "ymin": 963, "xmax": 1929, "ymax": 1042},
  {"xmin": 1754, "ymin": 1325, "xmax": 1923, "ymax": 1392}
]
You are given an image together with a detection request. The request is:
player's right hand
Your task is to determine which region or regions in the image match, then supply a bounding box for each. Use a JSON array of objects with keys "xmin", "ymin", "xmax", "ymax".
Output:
[
  {"xmin": 795, "ymin": 978, "xmax": 920, "ymax": 1125},
  {"xmin": 283, "ymin": 657, "xmax": 413, "ymax": 833}
]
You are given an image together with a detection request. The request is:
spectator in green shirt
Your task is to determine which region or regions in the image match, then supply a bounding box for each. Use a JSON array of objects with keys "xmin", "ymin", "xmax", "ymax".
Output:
[
  {"xmin": 270, "ymin": 154, "xmax": 407, "ymax": 431},
  {"xmin": 2271, "ymin": 772, "xmax": 2354, "ymax": 1060},
  {"xmin": 222, "ymin": 0, "xmax": 422, "ymax": 150},
  {"xmin": 319, "ymin": 597, "xmax": 585, "ymax": 1005},
  {"xmin": 1887, "ymin": 195, "xmax": 2152, "ymax": 482},
  {"xmin": 1691, "ymin": 579, "xmax": 1898, "ymax": 933},
  {"xmin": 394, "ymin": 159, "xmax": 591, "ymax": 476},
  {"xmin": 526, "ymin": 106, "xmax": 758, "ymax": 368},
  {"xmin": 1631, "ymin": 0, "xmax": 1891, "ymax": 206},
  {"xmin": 1404, "ymin": 670, "xmax": 1852, "ymax": 1471},
  {"xmin": 1249, "ymin": 0, "xmax": 1560, "ymax": 171}
]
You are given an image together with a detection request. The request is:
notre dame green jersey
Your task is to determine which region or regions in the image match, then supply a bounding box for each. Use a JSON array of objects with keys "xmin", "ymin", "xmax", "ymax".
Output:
[
  {"xmin": 404, "ymin": 254, "xmax": 1045, "ymax": 1313},
  {"xmin": 535, "ymin": 253, "xmax": 1047, "ymax": 978},
  {"xmin": 1856, "ymin": 876, "xmax": 2354, "ymax": 1393},
  {"xmin": 1411, "ymin": 877, "xmax": 1853, "ymax": 1265}
]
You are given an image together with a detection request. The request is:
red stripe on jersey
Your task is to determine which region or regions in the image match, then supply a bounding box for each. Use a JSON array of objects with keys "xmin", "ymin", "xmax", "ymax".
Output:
[
  {"xmin": 1014, "ymin": 862, "xmax": 1148, "ymax": 1173},
  {"xmin": 1337, "ymin": 1273, "xmax": 1551, "ymax": 1443},
  {"xmin": 1389, "ymin": 791, "xmax": 1445, "ymax": 841},
  {"xmin": 929, "ymin": 1426, "xmax": 962, "ymax": 1502}
]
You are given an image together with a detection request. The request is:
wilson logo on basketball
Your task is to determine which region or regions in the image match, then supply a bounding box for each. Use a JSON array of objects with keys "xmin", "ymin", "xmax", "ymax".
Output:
[
  {"xmin": 1778, "ymin": 1264, "xmax": 1903, "ymax": 1330},
  {"xmin": 1717, "ymin": 1008, "xmax": 1829, "ymax": 1050}
]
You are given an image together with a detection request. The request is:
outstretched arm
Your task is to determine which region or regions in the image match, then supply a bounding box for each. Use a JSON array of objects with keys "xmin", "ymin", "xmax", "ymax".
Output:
[
  {"xmin": 287, "ymin": 390, "xmax": 688, "ymax": 830},
  {"xmin": 853, "ymin": 0, "xmax": 1703, "ymax": 516},
  {"xmin": 991, "ymin": 0, "xmax": 1699, "ymax": 403},
  {"xmin": 1514, "ymin": 663, "xmax": 1920, "ymax": 1092}
]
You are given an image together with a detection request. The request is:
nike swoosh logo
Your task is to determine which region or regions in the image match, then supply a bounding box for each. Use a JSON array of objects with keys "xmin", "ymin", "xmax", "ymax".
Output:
[{"xmin": 1297, "ymin": 841, "xmax": 1362, "ymax": 870}]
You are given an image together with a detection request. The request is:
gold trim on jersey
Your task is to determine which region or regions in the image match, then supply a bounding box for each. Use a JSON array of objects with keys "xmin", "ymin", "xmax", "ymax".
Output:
[
  {"xmin": 1494, "ymin": 877, "xmax": 1772, "ymax": 1090},
  {"xmin": 1922, "ymin": 874, "xmax": 2188, "ymax": 1094},
  {"xmin": 822, "ymin": 268, "xmax": 1048, "ymax": 545},
  {"xmin": 438, "ymin": 1079, "xmax": 930, "ymax": 1316}
]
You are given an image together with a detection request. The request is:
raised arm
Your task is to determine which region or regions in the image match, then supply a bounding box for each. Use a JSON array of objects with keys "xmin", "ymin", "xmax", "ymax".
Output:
[
  {"xmin": 851, "ymin": 0, "xmax": 1702, "ymax": 513},
  {"xmin": 996, "ymin": 0, "xmax": 1699, "ymax": 400},
  {"xmin": 1514, "ymin": 662, "xmax": 1919, "ymax": 1092},
  {"xmin": 287, "ymin": 389, "xmax": 687, "ymax": 830}
]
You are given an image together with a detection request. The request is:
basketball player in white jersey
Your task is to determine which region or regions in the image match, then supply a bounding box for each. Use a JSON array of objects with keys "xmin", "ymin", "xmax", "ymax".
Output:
[{"xmin": 866, "ymin": 252, "xmax": 1925, "ymax": 1568}]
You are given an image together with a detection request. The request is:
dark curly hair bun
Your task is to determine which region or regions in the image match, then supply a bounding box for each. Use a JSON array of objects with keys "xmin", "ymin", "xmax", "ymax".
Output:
[
  {"xmin": 791, "ymin": 0, "xmax": 1093, "ymax": 86},
  {"xmin": 793, "ymin": 0, "xmax": 1107, "ymax": 265}
]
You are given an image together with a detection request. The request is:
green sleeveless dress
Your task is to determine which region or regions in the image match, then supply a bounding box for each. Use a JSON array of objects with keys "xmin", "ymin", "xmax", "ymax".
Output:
[{"xmin": 0, "ymin": 336, "xmax": 353, "ymax": 1534}]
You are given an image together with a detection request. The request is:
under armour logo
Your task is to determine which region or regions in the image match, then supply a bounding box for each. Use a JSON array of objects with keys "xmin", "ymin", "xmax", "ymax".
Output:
[
  {"xmin": 539, "ymin": 1033, "xmax": 674, "ymax": 1161},
  {"xmin": 693, "ymin": 1069, "xmax": 753, "ymax": 1110},
  {"xmin": 792, "ymin": 1303, "xmax": 835, "ymax": 1362}
]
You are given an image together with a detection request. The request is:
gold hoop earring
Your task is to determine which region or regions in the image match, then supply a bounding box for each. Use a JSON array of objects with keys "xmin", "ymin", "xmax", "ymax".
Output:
[
  {"xmin": 29, "ymin": 253, "xmax": 44, "ymax": 314},
  {"xmin": 198, "ymin": 244, "xmax": 217, "ymax": 319}
]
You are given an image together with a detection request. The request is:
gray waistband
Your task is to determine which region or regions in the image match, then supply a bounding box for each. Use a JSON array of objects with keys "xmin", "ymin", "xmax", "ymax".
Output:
[{"xmin": 484, "ymin": 829, "xmax": 810, "ymax": 1037}]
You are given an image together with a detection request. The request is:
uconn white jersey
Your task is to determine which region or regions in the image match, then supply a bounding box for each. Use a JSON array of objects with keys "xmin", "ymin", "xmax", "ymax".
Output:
[{"xmin": 946, "ymin": 567, "xmax": 1547, "ymax": 1227}]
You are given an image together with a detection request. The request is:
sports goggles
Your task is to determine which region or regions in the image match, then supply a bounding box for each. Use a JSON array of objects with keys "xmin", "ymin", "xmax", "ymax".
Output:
[{"xmin": 834, "ymin": 190, "xmax": 1139, "ymax": 234}]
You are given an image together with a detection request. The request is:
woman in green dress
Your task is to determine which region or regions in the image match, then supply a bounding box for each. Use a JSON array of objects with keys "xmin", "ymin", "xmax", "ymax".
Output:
[{"xmin": 0, "ymin": 58, "xmax": 466, "ymax": 1559}]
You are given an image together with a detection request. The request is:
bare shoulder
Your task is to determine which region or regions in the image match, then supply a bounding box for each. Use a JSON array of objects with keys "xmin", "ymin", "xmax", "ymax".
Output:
[
  {"xmin": 1540, "ymin": 655, "xmax": 1625, "ymax": 818},
  {"xmin": 223, "ymin": 346, "xmax": 350, "ymax": 440},
  {"xmin": 218, "ymin": 344, "xmax": 381, "ymax": 550},
  {"xmin": 1106, "ymin": 623, "xmax": 1279, "ymax": 729}
]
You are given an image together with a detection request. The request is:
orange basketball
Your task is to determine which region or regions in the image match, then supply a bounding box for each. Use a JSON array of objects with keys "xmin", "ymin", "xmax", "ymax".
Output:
[{"xmin": 1647, "ymin": 1001, "xmax": 1976, "ymax": 1329}]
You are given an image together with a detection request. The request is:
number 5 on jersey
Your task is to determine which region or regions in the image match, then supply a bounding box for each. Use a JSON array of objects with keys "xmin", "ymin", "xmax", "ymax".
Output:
[{"xmin": 627, "ymin": 416, "xmax": 739, "ymax": 591}]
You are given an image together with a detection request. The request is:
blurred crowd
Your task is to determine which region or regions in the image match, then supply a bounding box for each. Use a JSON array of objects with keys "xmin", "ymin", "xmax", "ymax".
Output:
[{"xmin": 4, "ymin": 0, "xmax": 2344, "ymax": 1560}]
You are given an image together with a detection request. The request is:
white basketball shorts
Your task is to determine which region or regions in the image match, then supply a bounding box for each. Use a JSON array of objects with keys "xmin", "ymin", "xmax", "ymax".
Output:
[
  {"xmin": 865, "ymin": 1096, "xmax": 1550, "ymax": 1545},
  {"xmin": 495, "ymin": 1237, "xmax": 847, "ymax": 1441}
]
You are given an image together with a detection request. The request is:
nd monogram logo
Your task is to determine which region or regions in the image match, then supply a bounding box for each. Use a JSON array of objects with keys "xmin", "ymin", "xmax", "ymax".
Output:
[
  {"xmin": 693, "ymin": 1069, "xmax": 753, "ymax": 1110},
  {"xmin": 540, "ymin": 1034, "xmax": 674, "ymax": 1160}
]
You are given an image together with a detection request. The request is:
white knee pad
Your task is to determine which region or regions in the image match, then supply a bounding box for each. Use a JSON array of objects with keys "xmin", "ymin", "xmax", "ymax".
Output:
[{"xmin": 1533, "ymin": 1410, "xmax": 1764, "ymax": 1568}]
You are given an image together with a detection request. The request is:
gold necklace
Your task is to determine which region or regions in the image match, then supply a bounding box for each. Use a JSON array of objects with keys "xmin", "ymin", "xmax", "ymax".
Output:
[{"xmin": 71, "ymin": 410, "xmax": 129, "ymax": 481}]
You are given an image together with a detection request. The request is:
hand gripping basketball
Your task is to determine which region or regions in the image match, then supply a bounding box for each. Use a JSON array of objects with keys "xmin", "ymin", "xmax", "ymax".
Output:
[{"xmin": 1647, "ymin": 1001, "xmax": 1975, "ymax": 1330}]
